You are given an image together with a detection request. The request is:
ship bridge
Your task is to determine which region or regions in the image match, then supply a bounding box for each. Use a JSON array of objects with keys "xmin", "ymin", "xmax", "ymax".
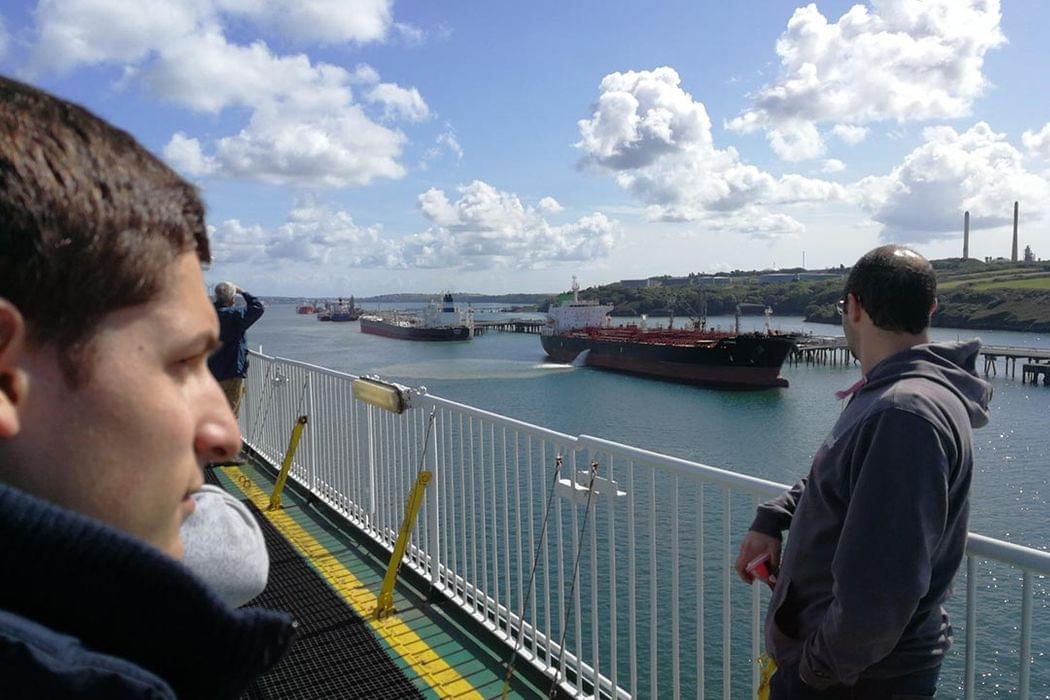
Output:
[{"xmin": 221, "ymin": 349, "xmax": 1050, "ymax": 698}]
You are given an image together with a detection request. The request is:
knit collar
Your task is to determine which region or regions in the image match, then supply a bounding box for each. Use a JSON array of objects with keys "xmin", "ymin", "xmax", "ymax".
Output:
[{"xmin": 0, "ymin": 483, "xmax": 294, "ymax": 699}]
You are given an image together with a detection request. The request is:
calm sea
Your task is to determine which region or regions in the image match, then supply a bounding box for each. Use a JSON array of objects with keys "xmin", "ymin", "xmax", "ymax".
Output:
[{"xmin": 248, "ymin": 304, "xmax": 1048, "ymax": 698}]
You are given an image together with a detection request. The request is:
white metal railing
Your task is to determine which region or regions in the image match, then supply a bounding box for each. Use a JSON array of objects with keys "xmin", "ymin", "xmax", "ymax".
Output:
[{"xmin": 239, "ymin": 350, "xmax": 1050, "ymax": 699}]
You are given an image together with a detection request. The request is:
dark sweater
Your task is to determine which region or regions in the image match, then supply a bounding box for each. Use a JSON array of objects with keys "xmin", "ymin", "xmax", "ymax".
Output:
[
  {"xmin": 750, "ymin": 341, "xmax": 991, "ymax": 689},
  {"xmin": 208, "ymin": 292, "xmax": 265, "ymax": 381},
  {"xmin": 0, "ymin": 483, "xmax": 294, "ymax": 698}
]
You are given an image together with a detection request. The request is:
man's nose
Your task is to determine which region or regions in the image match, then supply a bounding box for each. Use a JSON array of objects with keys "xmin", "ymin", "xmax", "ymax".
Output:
[{"xmin": 196, "ymin": 381, "xmax": 242, "ymax": 463}]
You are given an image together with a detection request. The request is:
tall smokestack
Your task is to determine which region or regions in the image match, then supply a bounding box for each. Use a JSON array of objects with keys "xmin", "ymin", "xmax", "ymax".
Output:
[
  {"xmin": 963, "ymin": 211, "xmax": 970, "ymax": 259},
  {"xmin": 1012, "ymin": 201, "xmax": 1019, "ymax": 262}
]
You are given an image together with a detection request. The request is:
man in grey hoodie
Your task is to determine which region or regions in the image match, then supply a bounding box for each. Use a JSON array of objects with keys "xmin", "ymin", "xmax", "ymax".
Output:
[{"xmin": 735, "ymin": 245, "xmax": 992, "ymax": 699}]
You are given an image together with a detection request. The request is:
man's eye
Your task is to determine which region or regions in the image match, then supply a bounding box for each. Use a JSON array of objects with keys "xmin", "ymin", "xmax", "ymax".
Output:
[{"xmin": 176, "ymin": 353, "xmax": 206, "ymax": 371}]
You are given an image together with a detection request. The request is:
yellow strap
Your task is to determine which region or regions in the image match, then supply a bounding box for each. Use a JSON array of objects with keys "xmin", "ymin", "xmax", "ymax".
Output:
[
  {"xmin": 374, "ymin": 470, "xmax": 431, "ymax": 619},
  {"xmin": 269, "ymin": 415, "xmax": 307, "ymax": 510}
]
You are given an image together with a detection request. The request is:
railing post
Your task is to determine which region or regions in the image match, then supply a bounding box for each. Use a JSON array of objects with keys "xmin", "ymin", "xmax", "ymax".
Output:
[
  {"xmin": 307, "ymin": 374, "xmax": 316, "ymax": 494},
  {"xmin": 1019, "ymin": 571, "xmax": 1032, "ymax": 698},
  {"xmin": 965, "ymin": 556, "xmax": 976, "ymax": 700},
  {"xmin": 367, "ymin": 405, "xmax": 377, "ymax": 527},
  {"xmin": 427, "ymin": 408, "xmax": 441, "ymax": 588}
]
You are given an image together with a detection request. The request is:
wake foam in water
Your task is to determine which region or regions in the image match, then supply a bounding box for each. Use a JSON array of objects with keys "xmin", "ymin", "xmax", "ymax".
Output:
[{"xmin": 374, "ymin": 358, "xmax": 576, "ymax": 380}]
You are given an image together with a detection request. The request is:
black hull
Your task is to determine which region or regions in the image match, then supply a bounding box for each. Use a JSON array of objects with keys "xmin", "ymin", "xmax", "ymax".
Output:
[
  {"xmin": 540, "ymin": 333, "xmax": 794, "ymax": 388},
  {"xmin": 361, "ymin": 317, "xmax": 472, "ymax": 342}
]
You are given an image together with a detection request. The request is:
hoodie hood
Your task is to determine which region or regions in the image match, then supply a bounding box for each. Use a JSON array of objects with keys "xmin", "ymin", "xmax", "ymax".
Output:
[{"xmin": 861, "ymin": 339, "xmax": 992, "ymax": 429}]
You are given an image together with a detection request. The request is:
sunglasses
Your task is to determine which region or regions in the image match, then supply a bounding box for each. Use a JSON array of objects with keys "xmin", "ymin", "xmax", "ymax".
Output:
[{"xmin": 837, "ymin": 293, "xmax": 859, "ymax": 316}]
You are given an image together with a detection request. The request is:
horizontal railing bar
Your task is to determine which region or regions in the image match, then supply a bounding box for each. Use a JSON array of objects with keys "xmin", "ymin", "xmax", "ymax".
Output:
[
  {"xmin": 578, "ymin": 434, "xmax": 787, "ymax": 499},
  {"xmin": 965, "ymin": 533, "xmax": 1050, "ymax": 575},
  {"xmin": 420, "ymin": 395, "xmax": 577, "ymax": 444},
  {"xmin": 254, "ymin": 350, "xmax": 362, "ymax": 382}
]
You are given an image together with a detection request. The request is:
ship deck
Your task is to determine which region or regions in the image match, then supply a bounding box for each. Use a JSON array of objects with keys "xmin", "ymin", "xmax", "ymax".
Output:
[{"xmin": 206, "ymin": 459, "xmax": 551, "ymax": 699}]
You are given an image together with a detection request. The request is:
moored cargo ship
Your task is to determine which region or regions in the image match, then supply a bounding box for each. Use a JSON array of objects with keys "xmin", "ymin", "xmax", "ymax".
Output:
[
  {"xmin": 541, "ymin": 279, "xmax": 795, "ymax": 388},
  {"xmin": 360, "ymin": 293, "xmax": 473, "ymax": 342}
]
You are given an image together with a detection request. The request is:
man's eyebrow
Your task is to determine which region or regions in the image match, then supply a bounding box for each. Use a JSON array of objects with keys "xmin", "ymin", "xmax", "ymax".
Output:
[{"xmin": 182, "ymin": 331, "xmax": 222, "ymax": 355}]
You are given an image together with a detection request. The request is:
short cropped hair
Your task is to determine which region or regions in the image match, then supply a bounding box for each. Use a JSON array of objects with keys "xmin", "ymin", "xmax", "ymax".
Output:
[
  {"xmin": 844, "ymin": 245, "xmax": 936, "ymax": 334},
  {"xmin": 0, "ymin": 77, "xmax": 210, "ymax": 382},
  {"xmin": 214, "ymin": 282, "xmax": 236, "ymax": 307}
]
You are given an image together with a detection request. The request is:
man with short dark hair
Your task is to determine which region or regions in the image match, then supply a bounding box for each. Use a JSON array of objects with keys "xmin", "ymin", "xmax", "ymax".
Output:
[
  {"xmin": 0, "ymin": 76, "xmax": 293, "ymax": 697},
  {"xmin": 209, "ymin": 280, "xmax": 264, "ymax": 415},
  {"xmin": 735, "ymin": 245, "xmax": 992, "ymax": 699}
]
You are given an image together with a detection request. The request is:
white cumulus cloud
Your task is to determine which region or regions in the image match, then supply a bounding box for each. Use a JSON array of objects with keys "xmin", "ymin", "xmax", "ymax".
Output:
[
  {"xmin": 822, "ymin": 159, "xmax": 846, "ymax": 173},
  {"xmin": 410, "ymin": 181, "xmax": 619, "ymax": 268},
  {"xmin": 27, "ymin": 0, "xmax": 425, "ymax": 188},
  {"xmin": 576, "ymin": 67, "xmax": 844, "ymax": 237},
  {"xmin": 831, "ymin": 124, "xmax": 870, "ymax": 145},
  {"xmin": 856, "ymin": 122, "xmax": 1050, "ymax": 242},
  {"xmin": 164, "ymin": 132, "xmax": 217, "ymax": 177},
  {"xmin": 211, "ymin": 184, "xmax": 618, "ymax": 270},
  {"xmin": 219, "ymin": 0, "xmax": 396, "ymax": 46},
  {"xmin": 1022, "ymin": 123, "xmax": 1050, "ymax": 161},
  {"xmin": 538, "ymin": 197, "xmax": 563, "ymax": 214},
  {"xmin": 366, "ymin": 82, "xmax": 430, "ymax": 122},
  {"xmin": 727, "ymin": 0, "xmax": 1005, "ymax": 160}
]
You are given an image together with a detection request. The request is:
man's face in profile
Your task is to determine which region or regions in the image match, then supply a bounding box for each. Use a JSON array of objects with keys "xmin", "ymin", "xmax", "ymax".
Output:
[{"xmin": 3, "ymin": 252, "xmax": 240, "ymax": 557}]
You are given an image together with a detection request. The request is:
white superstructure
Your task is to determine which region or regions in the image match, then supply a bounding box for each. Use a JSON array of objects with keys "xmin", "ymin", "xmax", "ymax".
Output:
[
  {"xmin": 421, "ymin": 293, "xmax": 474, "ymax": 332},
  {"xmin": 543, "ymin": 277, "xmax": 613, "ymax": 334}
]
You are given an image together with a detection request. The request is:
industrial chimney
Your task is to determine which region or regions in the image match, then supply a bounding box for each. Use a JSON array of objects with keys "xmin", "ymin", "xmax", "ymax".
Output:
[
  {"xmin": 1012, "ymin": 201, "xmax": 1019, "ymax": 262},
  {"xmin": 963, "ymin": 211, "xmax": 969, "ymax": 259}
]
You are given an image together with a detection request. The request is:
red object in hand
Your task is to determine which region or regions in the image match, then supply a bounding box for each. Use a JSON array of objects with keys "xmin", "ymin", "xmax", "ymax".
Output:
[{"xmin": 746, "ymin": 553, "xmax": 775, "ymax": 589}]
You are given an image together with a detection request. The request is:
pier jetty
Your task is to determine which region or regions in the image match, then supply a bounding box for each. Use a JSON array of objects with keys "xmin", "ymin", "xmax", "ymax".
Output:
[
  {"xmin": 790, "ymin": 337, "xmax": 853, "ymax": 366},
  {"xmin": 471, "ymin": 319, "xmax": 544, "ymax": 335},
  {"xmin": 791, "ymin": 338, "xmax": 1050, "ymax": 384}
]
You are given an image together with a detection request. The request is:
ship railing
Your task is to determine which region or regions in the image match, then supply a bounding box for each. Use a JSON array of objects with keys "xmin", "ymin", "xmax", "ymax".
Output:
[{"xmin": 240, "ymin": 349, "xmax": 1050, "ymax": 699}]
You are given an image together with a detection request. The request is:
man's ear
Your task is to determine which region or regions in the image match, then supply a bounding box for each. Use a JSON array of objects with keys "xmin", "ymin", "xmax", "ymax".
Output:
[
  {"xmin": 0, "ymin": 300, "xmax": 28, "ymax": 439},
  {"xmin": 929, "ymin": 297, "xmax": 939, "ymax": 318},
  {"xmin": 847, "ymin": 293, "xmax": 864, "ymax": 324}
]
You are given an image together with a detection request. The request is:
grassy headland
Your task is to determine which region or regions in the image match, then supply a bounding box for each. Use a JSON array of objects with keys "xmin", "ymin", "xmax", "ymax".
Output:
[{"xmin": 547, "ymin": 259, "xmax": 1050, "ymax": 333}]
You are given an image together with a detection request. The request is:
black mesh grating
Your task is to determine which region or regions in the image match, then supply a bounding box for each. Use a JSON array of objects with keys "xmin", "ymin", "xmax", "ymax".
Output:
[{"xmin": 239, "ymin": 498, "xmax": 424, "ymax": 700}]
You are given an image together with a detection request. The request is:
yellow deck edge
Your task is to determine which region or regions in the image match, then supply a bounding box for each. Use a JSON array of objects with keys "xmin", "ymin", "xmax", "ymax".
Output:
[{"xmin": 223, "ymin": 466, "xmax": 482, "ymax": 699}]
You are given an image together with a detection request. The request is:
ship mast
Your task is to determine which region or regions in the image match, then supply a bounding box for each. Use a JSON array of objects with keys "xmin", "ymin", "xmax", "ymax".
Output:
[{"xmin": 571, "ymin": 275, "xmax": 580, "ymax": 303}]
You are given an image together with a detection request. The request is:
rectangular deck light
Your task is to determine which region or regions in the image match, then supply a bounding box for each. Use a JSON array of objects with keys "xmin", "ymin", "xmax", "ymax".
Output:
[{"xmin": 352, "ymin": 377, "xmax": 412, "ymax": 414}]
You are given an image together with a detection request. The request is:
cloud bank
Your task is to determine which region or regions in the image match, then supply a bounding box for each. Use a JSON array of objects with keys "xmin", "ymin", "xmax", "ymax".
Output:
[
  {"xmin": 727, "ymin": 0, "xmax": 1005, "ymax": 160},
  {"xmin": 576, "ymin": 67, "xmax": 844, "ymax": 236},
  {"xmin": 857, "ymin": 122, "xmax": 1050, "ymax": 242},
  {"xmin": 28, "ymin": 0, "xmax": 429, "ymax": 187},
  {"xmin": 210, "ymin": 182, "xmax": 618, "ymax": 270}
]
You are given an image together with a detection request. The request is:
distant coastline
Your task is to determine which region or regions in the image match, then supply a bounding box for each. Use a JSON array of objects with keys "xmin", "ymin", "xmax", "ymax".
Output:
[{"xmin": 260, "ymin": 259, "xmax": 1050, "ymax": 334}]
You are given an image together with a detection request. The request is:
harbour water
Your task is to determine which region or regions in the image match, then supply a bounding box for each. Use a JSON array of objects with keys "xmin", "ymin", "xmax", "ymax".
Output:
[{"xmin": 248, "ymin": 304, "xmax": 1048, "ymax": 697}]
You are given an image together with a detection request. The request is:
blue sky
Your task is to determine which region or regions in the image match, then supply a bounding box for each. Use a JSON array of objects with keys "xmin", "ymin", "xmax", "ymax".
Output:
[{"xmin": 4, "ymin": 1, "xmax": 1050, "ymax": 295}]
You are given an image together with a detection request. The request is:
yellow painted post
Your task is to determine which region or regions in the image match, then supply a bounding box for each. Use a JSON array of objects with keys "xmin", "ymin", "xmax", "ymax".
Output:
[
  {"xmin": 757, "ymin": 653, "xmax": 777, "ymax": 699},
  {"xmin": 269, "ymin": 415, "xmax": 308, "ymax": 511},
  {"xmin": 374, "ymin": 470, "xmax": 432, "ymax": 619}
]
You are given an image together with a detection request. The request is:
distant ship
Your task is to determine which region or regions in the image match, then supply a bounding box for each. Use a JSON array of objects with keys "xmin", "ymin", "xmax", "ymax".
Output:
[
  {"xmin": 296, "ymin": 303, "xmax": 315, "ymax": 314},
  {"xmin": 330, "ymin": 297, "xmax": 360, "ymax": 322},
  {"xmin": 360, "ymin": 293, "xmax": 474, "ymax": 341},
  {"xmin": 540, "ymin": 278, "xmax": 796, "ymax": 389}
]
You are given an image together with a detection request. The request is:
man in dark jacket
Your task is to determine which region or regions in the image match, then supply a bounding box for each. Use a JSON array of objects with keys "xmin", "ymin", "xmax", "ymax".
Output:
[
  {"xmin": 0, "ymin": 77, "xmax": 293, "ymax": 697},
  {"xmin": 208, "ymin": 281, "xmax": 265, "ymax": 415},
  {"xmin": 735, "ymin": 245, "xmax": 992, "ymax": 699}
]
